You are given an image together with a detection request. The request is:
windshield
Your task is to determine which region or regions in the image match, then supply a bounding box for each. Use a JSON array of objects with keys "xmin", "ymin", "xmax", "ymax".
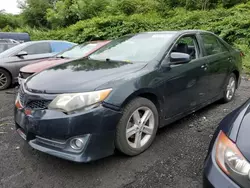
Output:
[
  {"xmin": 56, "ymin": 43, "xmax": 100, "ymax": 59},
  {"xmin": 89, "ymin": 33, "xmax": 174, "ymax": 63}
]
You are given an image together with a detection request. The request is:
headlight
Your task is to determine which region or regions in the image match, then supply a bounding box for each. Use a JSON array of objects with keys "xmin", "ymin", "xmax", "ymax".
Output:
[
  {"xmin": 48, "ymin": 88, "xmax": 112, "ymax": 113},
  {"xmin": 216, "ymin": 131, "xmax": 250, "ymax": 187}
]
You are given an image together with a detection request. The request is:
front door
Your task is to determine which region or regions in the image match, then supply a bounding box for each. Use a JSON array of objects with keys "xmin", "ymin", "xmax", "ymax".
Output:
[{"xmin": 161, "ymin": 35, "xmax": 209, "ymax": 118}]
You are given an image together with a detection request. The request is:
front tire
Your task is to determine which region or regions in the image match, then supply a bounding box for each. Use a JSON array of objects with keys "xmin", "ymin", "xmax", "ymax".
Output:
[
  {"xmin": 0, "ymin": 69, "xmax": 11, "ymax": 90},
  {"xmin": 222, "ymin": 73, "xmax": 237, "ymax": 103},
  {"xmin": 115, "ymin": 97, "xmax": 159, "ymax": 156}
]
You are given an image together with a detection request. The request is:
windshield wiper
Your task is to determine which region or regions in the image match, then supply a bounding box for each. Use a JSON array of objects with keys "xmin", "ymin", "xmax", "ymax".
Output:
[
  {"xmin": 88, "ymin": 56, "xmax": 132, "ymax": 63},
  {"xmin": 105, "ymin": 58, "xmax": 132, "ymax": 64}
]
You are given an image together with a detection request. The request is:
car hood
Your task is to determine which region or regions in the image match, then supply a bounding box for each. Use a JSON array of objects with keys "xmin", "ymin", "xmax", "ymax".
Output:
[
  {"xmin": 236, "ymin": 99, "xmax": 250, "ymax": 162},
  {"xmin": 26, "ymin": 59, "xmax": 147, "ymax": 94},
  {"xmin": 20, "ymin": 58, "xmax": 72, "ymax": 73}
]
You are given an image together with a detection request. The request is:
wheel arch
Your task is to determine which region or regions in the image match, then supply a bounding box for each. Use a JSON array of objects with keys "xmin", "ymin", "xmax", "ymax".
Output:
[
  {"xmin": 121, "ymin": 89, "xmax": 164, "ymax": 120},
  {"xmin": 0, "ymin": 66, "xmax": 12, "ymax": 83},
  {"xmin": 232, "ymin": 69, "xmax": 240, "ymax": 88}
]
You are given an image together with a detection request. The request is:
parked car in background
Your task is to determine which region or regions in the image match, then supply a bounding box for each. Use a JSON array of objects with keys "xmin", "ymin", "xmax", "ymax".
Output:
[
  {"xmin": 0, "ymin": 43, "xmax": 18, "ymax": 53},
  {"xmin": 0, "ymin": 39, "xmax": 20, "ymax": 43},
  {"xmin": 0, "ymin": 40, "xmax": 76, "ymax": 90},
  {"xmin": 204, "ymin": 99, "xmax": 250, "ymax": 188},
  {"xmin": 0, "ymin": 38, "xmax": 20, "ymax": 54},
  {"xmin": 0, "ymin": 32, "xmax": 30, "ymax": 43},
  {"xmin": 18, "ymin": 40, "xmax": 110, "ymax": 81},
  {"xmin": 15, "ymin": 30, "xmax": 242, "ymax": 162}
]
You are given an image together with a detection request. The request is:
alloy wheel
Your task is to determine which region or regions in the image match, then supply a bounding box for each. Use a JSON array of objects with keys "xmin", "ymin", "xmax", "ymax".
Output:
[
  {"xmin": 0, "ymin": 72, "xmax": 7, "ymax": 89},
  {"xmin": 226, "ymin": 76, "xmax": 236, "ymax": 100},
  {"xmin": 126, "ymin": 107, "xmax": 155, "ymax": 149}
]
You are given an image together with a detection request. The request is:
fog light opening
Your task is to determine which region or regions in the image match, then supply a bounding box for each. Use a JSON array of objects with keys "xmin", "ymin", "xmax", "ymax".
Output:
[{"xmin": 70, "ymin": 138, "xmax": 85, "ymax": 150}]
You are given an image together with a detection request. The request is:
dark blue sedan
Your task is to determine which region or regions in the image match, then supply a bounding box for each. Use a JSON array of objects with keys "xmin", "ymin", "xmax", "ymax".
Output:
[{"xmin": 204, "ymin": 99, "xmax": 250, "ymax": 188}]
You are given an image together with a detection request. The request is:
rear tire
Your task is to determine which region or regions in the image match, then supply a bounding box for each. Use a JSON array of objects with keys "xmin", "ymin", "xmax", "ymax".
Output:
[
  {"xmin": 0, "ymin": 69, "xmax": 11, "ymax": 90},
  {"xmin": 221, "ymin": 73, "xmax": 237, "ymax": 103},
  {"xmin": 115, "ymin": 97, "xmax": 159, "ymax": 156}
]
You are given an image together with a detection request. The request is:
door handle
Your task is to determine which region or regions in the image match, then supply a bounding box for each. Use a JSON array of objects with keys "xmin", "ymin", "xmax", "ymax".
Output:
[
  {"xmin": 201, "ymin": 64, "xmax": 208, "ymax": 70},
  {"xmin": 228, "ymin": 57, "xmax": 232, "ymax": 62}
]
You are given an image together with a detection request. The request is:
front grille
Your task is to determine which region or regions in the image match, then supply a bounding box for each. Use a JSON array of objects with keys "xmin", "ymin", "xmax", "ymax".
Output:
[
  {"xmin": 19, "ymin": 87, "xmax": 51, "ymax": 110},
  {"xmin": 26, "ymin": 100, "xmax": 51, "ymax": 109},
  {"xmin": 20, "ymin": 72, "xmax": 34, "ymax": 79}
]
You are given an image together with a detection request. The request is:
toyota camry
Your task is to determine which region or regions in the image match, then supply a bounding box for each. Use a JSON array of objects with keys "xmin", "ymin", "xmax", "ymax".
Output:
[{"xmin": 15, "ymin": 30, "xmax": 242, "ymax": 162}]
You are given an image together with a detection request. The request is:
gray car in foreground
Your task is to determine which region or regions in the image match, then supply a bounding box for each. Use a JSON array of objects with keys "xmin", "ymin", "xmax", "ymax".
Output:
[{"xmin": 0, "ymin": 40, "xmax": 76, "ymax": 90}]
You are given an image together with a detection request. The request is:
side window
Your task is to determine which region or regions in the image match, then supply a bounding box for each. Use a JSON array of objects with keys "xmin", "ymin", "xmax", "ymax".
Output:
[
  {"xmin": 23, "ymin": 42, "xmax": 51, "ymax": 55},
  {"xmin": 201, "ymin": 34, "xmax": 228, "ymax": 56},
  {"xmin": 171, "ymin": 35, "xmax": 199, "ymax": 60},
  {"xmin": 50, "ymin": 42, "xmax": 74, "ymax": 53}
]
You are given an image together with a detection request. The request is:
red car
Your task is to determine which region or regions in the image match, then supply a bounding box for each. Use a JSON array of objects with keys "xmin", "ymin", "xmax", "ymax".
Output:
[{"xmin": 18, "ymin": 40, "xmax": 110, "ymax": 81}]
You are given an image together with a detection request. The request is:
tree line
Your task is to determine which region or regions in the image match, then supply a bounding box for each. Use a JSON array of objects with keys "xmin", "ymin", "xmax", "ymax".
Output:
[{"xmin": 0, "ymin": 0, "xmax": 248, "ymax": 29}]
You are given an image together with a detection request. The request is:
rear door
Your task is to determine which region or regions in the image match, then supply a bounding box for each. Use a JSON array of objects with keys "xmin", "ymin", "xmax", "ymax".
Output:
[
  {"xmin": 199, "ymin": 33, "xmax": 231, "ymax": 100},
  {"xmin": 10, "ymin": 42, "xmax": 52, "ymax": 78},
  {"xmin": 162, "ymin": 34, "xmax": 210, "ymax": 118}
]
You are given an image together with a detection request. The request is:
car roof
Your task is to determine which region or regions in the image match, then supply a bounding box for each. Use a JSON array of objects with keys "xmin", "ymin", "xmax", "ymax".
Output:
[
  {"xmin": 140, "ymin": 30, "xmax": 215, "ymax": 35},
  {"xmin": 24, "ymin": 40, "xmax": 76, "ymax": 45},
  {"xmin": 87, "ymin": 40, "xmax": 110, "ymax": 44}
]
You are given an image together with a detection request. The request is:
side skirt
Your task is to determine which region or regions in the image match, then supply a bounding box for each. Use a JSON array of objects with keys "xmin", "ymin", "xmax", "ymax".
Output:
[{"xmin": 159, "ymin": 94, "xmax": 223, "ymax": 128}]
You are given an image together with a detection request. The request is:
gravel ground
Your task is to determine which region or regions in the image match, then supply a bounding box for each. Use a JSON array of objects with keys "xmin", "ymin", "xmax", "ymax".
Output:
[{"xmin": 0, "ymin": 79, "xmax": 250, "ymax": 188}]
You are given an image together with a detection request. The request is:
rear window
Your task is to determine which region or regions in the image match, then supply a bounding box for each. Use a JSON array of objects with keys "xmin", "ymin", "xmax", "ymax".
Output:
[{"xmin": 50, "ymin": 42, "xmax": 75, "ymax": 53}]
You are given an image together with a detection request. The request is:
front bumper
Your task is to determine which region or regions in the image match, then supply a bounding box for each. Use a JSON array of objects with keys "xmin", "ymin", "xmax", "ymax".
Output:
[
  {"xmin": 15, "ymin": 105, "xmax": 122, "ymax": 162},
  {"xmin": 203, "ymin": 149, "xmax": 240, "ymax": 188}
]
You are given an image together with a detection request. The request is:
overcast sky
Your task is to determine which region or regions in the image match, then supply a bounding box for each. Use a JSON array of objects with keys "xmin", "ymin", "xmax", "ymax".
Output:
[{"xmin": 1, "ymin": 0, "xmax": 21, "ymax": 14}]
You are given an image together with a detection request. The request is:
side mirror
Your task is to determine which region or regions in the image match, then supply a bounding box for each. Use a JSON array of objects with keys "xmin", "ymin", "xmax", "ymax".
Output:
[
  {"xmin": 169, "ymin": 52, "xmax": 191, "ymax": 65},
  {"xmin": 16, "ymin": 51, "xmax": 28, "ymax": 57}
]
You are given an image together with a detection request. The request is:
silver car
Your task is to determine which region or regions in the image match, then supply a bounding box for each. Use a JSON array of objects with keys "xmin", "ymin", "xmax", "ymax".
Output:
[{"xmin": 0, "ymin": 40, "xmax": 76, "ymax": 90}]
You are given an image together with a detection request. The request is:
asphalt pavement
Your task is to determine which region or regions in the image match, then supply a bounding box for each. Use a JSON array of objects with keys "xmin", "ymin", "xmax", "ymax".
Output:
[{"xmin": 1, "ymin": 79, "xmax": 250, "ymax": 188}]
